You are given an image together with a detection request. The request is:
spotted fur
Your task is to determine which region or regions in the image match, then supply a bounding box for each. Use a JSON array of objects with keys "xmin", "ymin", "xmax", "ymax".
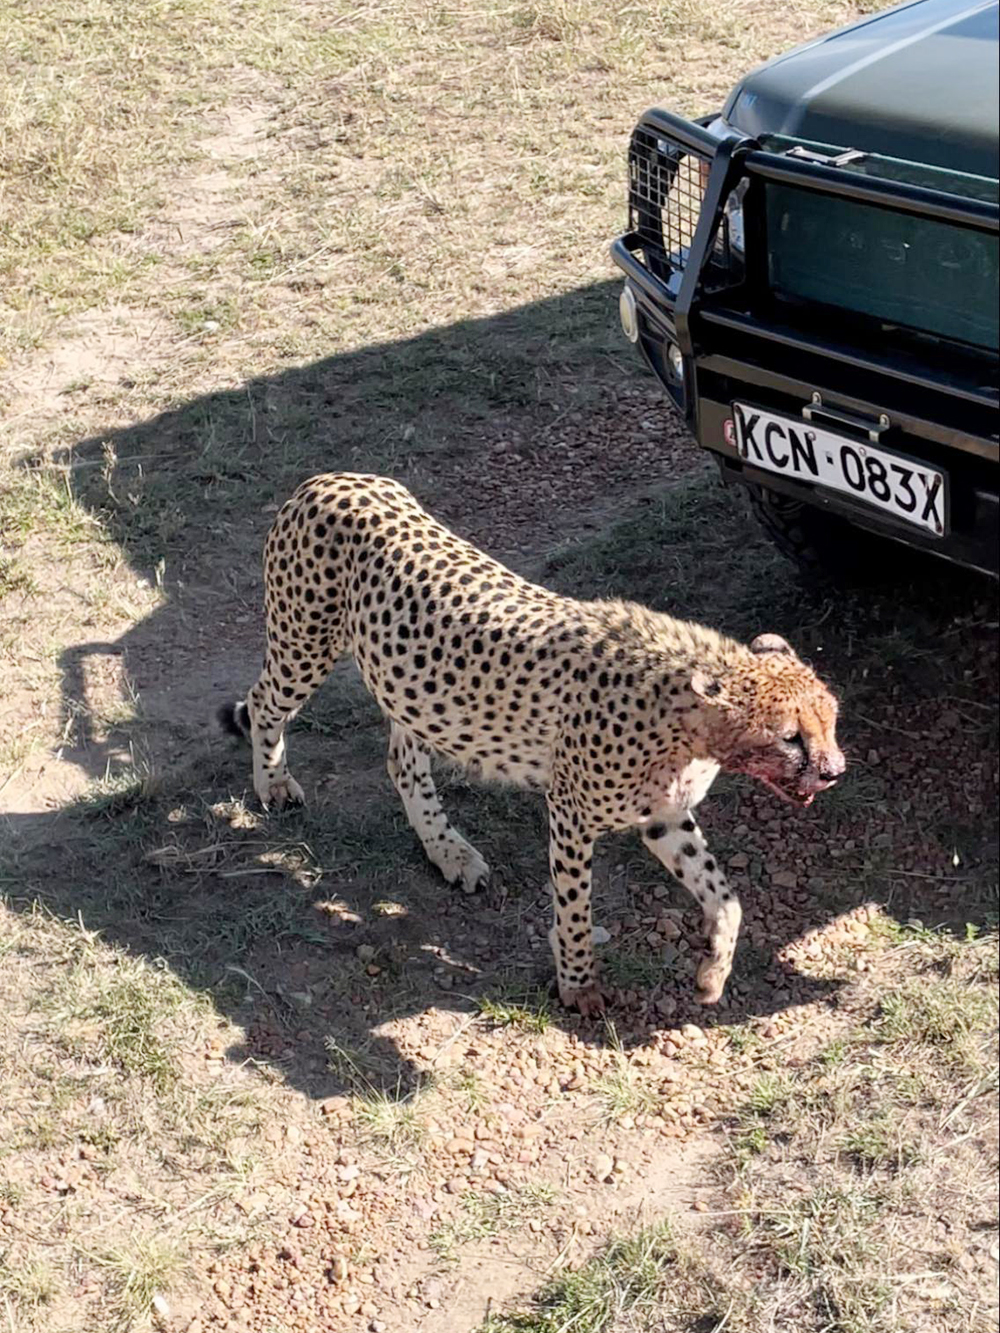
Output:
[{"xmin": 220, "ymin": 473, "xmax": 845, "ymax": 1015}]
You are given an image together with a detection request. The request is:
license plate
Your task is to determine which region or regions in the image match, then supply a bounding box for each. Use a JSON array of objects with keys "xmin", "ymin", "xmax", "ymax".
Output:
[{"xmin": 729, "ymin": 403, "xmax": 947, "ymax": 536}]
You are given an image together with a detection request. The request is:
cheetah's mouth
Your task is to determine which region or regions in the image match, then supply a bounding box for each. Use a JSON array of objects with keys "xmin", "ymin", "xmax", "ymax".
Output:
[
  {"xmin": 759, "ymin": 776, "xmax": 817, "ymax": 808},
  {"xmin": 760, "ymin": 771, "xmax": 842, "ymax": 808}
]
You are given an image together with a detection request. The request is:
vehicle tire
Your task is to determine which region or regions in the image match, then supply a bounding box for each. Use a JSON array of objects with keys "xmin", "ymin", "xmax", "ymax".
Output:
[{"xmin": 745, "ymin": 484, "xmax": 911, "ymax": 583}]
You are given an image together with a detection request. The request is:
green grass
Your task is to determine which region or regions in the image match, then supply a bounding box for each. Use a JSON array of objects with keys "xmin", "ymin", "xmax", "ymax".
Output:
[
  {"xmin": 479, "ymin": 1221, "xmax": 722, "ymax": 1333},
  {"xmin": 0, "ymin": 1254, "xmax": 62, "ymax": 1318},
  {"xmin": 591, "ymin": 1025, "xmax": 658, "ymax": 1126},
  {"xmin": 0, "ymin": 554, "xmax": 38, "ymax": 598},
  {"xmin": 744, "ymin": 1073, "xmax": 795, "ymax": 1117},
  {"xmin": 874, "ymin": 973, "xmax": 999, "ymax": 1067},
  {"xmin": 97, "ymin": 1233, "xmax": 190, "ymax": 1330},
  {"xmin": 478, "ymin": 987, "xmax": 553, "ymax": 1035},
  {"xmin": 432, "ymin": 1183, "xmax": 556, "ymax": 1260},
  {"xmin": 46, "ymin": 950, "xmax": 194, "ymax": 1093},
  {"xmin": 69, "ymin": 766, "xmax": 157, "ymax": 820},
  {"xmin": 839, "ymin": 1113, "xmax": 921, "ymax": 1171}
]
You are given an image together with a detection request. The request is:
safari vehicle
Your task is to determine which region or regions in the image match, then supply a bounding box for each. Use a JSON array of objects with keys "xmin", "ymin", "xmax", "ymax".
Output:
[{"xmin": 612, "ymin": 0, "xmax": 999, "ymax": 579}]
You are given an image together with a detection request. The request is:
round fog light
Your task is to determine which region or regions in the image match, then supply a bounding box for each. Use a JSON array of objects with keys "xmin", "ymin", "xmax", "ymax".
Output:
[
  {"xmin": 667, "ymin": 341, "xmax": 684, "ymax": 381},
  {"xmin": 619, "ymin": 284, "xmax": 639, "ymax": 343}
]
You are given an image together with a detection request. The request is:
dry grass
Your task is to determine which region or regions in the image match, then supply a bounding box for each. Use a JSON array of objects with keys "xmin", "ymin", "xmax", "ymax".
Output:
[
  {"xmin": 2, "ymin": 1, "xmax": 997, "ymax": 1330},
  {"xmin": 480, "ymin": 937, "xmax": 999, "ymax": 1332}
]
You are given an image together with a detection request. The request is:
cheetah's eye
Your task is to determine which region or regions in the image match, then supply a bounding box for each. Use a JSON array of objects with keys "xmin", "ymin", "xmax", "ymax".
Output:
[{"xmin": 784, "ymin": 731, "xmax": 806, "ymax": 750}]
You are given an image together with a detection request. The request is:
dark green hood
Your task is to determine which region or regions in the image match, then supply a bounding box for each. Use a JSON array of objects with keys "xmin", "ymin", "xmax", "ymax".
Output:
[{"xmin": 723, "ymin": 0, "xmax": 999, "ymax": 181}]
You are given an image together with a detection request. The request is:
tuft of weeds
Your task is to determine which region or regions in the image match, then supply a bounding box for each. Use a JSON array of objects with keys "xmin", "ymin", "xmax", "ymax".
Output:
[
  {"xmin": 591, "ymin": 1024, "xmax": 658, "ymax": 1126},
  {"xmin": 325, "ymin": 1037, "xmax": 428, "ymax": 1152},
  {"xmin": 741, "ymin": 1182, "xmax": 895, "ymax": 1330},
  {"xmin": 97, "ymin": 1232, "xmax": 190, "ymax": 1328},
  {"xmin": 432, "ymin": 1182, "xmax": 556, "ymax": 1260},
  {"xmin": 874, "ymin": 973, "xmax": 998, "ymax": 1070},
  {"xmin": 0, "ymin": 1254, "xmax": 61, "ymax": 1315},
  {"xmin": 0, "ymin": 554, "xmax": 39, "ymax": 598},
  {"xmin": 839, "ymin": 1113, "xmax": 922, "ymax": 1172},
  {"xmin": 69, "ymin": 765, "xmax": 158, "ymax": 820},
  {"xmin": 744, "ymin": 1073, "xmax": 795, "ymax": 1117},
  {"xmin": 450, "ymin": 1069, "xmax": 491, "ymax": 1113},
  {"xmin": 352, "ymin": 1087, "xmax": 427, "ymax": 1153},
  {"xmin": 477, "ymin": 987, "xmax": 553, "ymax": 1035},
  {"xmin": 479, "ymin": 1220, "xmax": 725, "ymax": 1332},
  {"xmin": 0, "ymin": 465, "xmax": 103, "ymax": 548},
  {"xmin": 46, "ymin": 949, "xmax": 195, "ymax": 1093}
]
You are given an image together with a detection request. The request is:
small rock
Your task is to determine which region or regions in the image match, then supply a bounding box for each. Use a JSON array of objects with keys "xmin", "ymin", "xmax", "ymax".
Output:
[
  {"xmin": 356, "ymin": 944, "xmax": 376, "ymax": 963},
  {"xmin": 592, "ymin": 1153, "xmax": 614, "ymax": 1182},
  {"xmin": 330, "ymin": 1256, "xmax": 348, "ymax": 1284},
  {"xmin": 692, "ymin": 1199, "xmax": 709, "ymax": 1213},
  {"xmin": 771, "ymin": 870, "xmax": 797, "ymax": 890}
]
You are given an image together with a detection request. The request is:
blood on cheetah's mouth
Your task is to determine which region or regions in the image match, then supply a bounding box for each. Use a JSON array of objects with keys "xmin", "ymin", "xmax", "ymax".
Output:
[{"xmin": 759, "ymin": 776, "xmax": 817, "ymax": 808}]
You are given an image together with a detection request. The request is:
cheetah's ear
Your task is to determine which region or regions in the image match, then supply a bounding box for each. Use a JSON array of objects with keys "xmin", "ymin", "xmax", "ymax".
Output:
[
  {"xmin": 690, "ymin": 670, "xmax": 734, "ymax": 707},
  {"xmin": 749, "ymin": 633, "xmax": 796, "ymax": 657}
]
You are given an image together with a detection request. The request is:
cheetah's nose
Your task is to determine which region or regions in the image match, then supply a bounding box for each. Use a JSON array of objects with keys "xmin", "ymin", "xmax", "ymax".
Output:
[{"xmin": 819, "ymin": 748, "xmax": 846, "ymax": 783}]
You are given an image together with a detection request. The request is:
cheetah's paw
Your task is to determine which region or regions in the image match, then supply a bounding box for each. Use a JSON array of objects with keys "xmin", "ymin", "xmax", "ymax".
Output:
[
  {"xmin": 694, "ymin": 957, "xmax": 729, "ymax": 1006},
  {"xmin": 435, "ymin": 837, "xmax": 490, "ymax": 894},
  {"xmin": 558, "ymin": 981, "xmax": 605, "ymax": 1018},
  {"xmin": 260, "ymin": 776, "xmax": 306, "ymax": 811}
]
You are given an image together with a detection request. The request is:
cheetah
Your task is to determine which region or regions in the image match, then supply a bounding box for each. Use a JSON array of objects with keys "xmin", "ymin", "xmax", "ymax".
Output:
[{"xmin": 218, "ymin": 473, "xmax": 844, "ymax": 1016}]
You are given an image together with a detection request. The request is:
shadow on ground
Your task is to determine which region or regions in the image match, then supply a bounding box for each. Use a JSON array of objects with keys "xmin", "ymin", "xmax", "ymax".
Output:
[{"xmin": 3, "ymin": 279, "xmax": 998, "ymax": 1103}]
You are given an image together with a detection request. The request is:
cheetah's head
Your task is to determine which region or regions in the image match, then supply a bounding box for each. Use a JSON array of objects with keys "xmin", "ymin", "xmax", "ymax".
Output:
[{"xmin": 693, "ymin": 634, "xmax": 844, "ymax": 808}]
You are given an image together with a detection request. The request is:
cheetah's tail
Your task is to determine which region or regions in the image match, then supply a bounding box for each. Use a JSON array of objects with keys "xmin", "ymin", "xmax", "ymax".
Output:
[{"xmin": 216, "ymin": 700, "xmax": 251, "ymax": 740}]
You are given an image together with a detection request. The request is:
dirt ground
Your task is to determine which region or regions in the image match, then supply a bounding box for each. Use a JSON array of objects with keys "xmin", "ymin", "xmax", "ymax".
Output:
[{"xmin": 1, "ymin": 4, "xmax": 997, "ymax": 1332}]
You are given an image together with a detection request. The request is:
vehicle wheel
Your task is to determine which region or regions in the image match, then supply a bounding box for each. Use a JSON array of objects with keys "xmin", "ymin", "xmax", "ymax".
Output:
[{"xmin": 745, "ymin": 485, "xmax": 911, "ymax": 583}]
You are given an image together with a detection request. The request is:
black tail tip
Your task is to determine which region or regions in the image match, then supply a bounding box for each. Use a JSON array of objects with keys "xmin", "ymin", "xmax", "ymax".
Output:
[{"xmin": 216, "ymin": 700, "xmax": 250, "ymax": 739}]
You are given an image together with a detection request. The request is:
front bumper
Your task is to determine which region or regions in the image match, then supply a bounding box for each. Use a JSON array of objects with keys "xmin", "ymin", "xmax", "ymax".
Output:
[{"xmin": 611, "ymin": 108, "xmax": 1000, "ymax": 578}]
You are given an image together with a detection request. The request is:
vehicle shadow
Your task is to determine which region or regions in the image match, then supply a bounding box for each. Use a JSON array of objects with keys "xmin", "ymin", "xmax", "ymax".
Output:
[{"xmin": 3, "ymin": 279, "xmax": 997, "ymax": 1103}]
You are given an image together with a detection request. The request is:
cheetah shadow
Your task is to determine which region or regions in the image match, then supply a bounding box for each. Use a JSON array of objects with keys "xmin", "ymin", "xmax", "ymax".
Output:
[{"xmin": 3, "ymin": 279, "xmax": 998, "ymax": 1102}]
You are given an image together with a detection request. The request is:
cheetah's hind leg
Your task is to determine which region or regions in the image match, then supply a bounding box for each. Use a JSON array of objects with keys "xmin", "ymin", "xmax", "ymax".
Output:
[
  {"xmin": 386, "ymin": 724, "xmax": 489, "ymax": 893},
  {"xmin": 217, "ymin": 676, "xmax": 307, "ymax": 812}
]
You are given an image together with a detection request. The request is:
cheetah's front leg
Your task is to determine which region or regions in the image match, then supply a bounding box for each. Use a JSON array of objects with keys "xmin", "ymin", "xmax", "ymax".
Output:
[
  {"xmin": 386, "ymin": 724, "xmax": 489, "ymax": 893},
  {"xmin": 642, "ymin": 812, "xmax": 742, "ymax": 1005},
  {"xmin": 546, "ymin": 795, "xmax": 603, "ymax": 1017}
]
